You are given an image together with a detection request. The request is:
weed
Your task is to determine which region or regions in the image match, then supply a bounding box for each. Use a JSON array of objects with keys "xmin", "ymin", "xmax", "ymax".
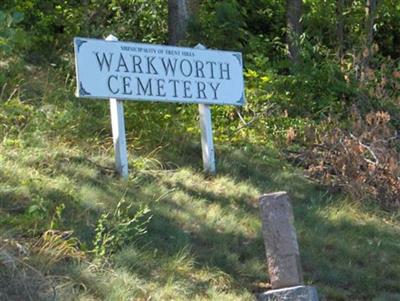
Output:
[{"xmin": 92, "ymin": 197, "xmax": 152, "ymax": 258}]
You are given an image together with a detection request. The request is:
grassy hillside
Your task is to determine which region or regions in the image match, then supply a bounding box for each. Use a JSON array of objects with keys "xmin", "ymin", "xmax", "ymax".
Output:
[
  {"xmin": 0, "ymin": 51, "xmax": 399, "ymax": 301},
  {"xmin": 2, "ymin": 1, "xmax": 400, "ymax": 300},
  {"xmin": 1, "ymin": 108, "xmax": 400, "ymax": 300}
]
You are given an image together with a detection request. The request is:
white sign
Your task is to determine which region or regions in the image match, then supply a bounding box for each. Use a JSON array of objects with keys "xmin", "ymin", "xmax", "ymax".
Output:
[{"xmin": 74, "ymin": 37, "xmax": 245, "ymax": 106}]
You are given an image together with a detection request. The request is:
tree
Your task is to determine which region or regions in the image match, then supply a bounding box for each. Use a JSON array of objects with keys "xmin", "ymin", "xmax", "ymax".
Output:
[
  {"xmin": 168, "ymin": 0, "xmax": 199, "ymax": 45},
  {"xmin": 286, "ymin": 0, "xmax": 302, "ymax": 65},
  {"xmin": 360, "ymin": 0, "xmax": 378, "ymax": 81},
  {"xmin": 336, "ymin": 0, "xmax": 345, "ymax": 59},
  {"xmin": 365, "ymin": 0, "xmax": 377, "ymax": 60}
]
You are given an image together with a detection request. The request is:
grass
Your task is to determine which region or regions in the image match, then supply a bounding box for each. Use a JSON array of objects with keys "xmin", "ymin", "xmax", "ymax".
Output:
[
  {"xmin": 1, "ymin": 133, "xmax": 400, "ymax": 300},
  {"xmin": 1, "ymin": 66, "xmax": 400, "ymax": 301}
]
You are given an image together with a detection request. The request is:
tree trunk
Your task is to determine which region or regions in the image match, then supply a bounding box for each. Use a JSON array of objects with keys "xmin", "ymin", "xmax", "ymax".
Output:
[
  {"xmin": 360, "ymin": 0, "xmax": 377, "ymax": 81},
  {"xmin": 286, "ymin": 0, "xmax": 302, "ymax": 65},
  {"xmin": 168, "ymin": 0, "xmax": 199, "ymax": 45},
  {"xmin": 336, "ymin": 0, "xmax": 345, "ymax": 59},
  {"xmin": 365, "ymin": 0, "xmax": 377, "ymax": 60}
]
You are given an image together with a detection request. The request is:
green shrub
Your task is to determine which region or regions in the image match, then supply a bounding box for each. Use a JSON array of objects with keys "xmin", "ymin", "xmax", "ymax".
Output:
[
  {"xmin": 93, "ymin": 198, "xmax": 151, "ymax": 258},
  {"xmin": 0, "ymin": 8, "xmax": 29, "ymax": 56}
]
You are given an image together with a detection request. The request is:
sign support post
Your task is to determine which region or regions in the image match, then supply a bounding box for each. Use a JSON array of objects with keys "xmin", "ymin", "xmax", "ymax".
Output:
[
  {"xmin": 195, "ymin": 44, "xmax": 216, "ymax": 174},
  {"xmin": 106, "ymin": 34, "xmax": 128, "ymax": 179},
  {"xmin": 198, "ymin": 103, "xmax": 216, "ymax": 174}
]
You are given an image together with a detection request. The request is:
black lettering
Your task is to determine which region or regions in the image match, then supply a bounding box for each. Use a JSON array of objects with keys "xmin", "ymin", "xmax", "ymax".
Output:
[
  {"xmin": 161, "ymin": 57, "xmax": 177, "ymax": 76},
  {"xmin": 146, "ymin": 56, "xmax": 158, "ymax": 74},
  {"xmin": 107, "ymin": 75, "xmax": 119, "ymax": 94},
  {"xmin": 209, "ymin": 82, "xmax": 221, "ymax": 99},
  {"xmin": 116, "ymin": 53, "xmax": 129, "ymax": 73},
  {"xmin": 168, "ymin": 79, "xmax": 179, "ymax": 97},
  {"xmin": 156, "ymin": 79, "xmax": 166, "ymax": 97},
  {"xmin": 195, "ymin": 61, "xmax": 205, "ymax": 78},
  {"xmin": 122, "ymin": 76, "xmax": 132, "ymax": 95},
  {"xmin": 219, "ymin": 63, "xmax": 231, "ymax": 80},
  {"xmin": 180, "ymin": 59, "xmax": 193, "ymax": 77},
  {"xmin": 183, "ymin": 81, "xmax": 192, "ymax": 98},
  {"xmin": 137, "ymin": 78, "xmax": 153, "ymax": 96},
  {"xmin": 94, "ymin": 52, "xmax": 113, "ymax": 72},
  {"xmin": 196, "ymin": 82, "xmax": 206, "ymax": 99},
  {"xmin": 130, "ymin": 55, "xmax": 143, "ymax": 73},
  {"xmin": 205, "ymin": 61, "xmax": 217, "ymax": 79}
]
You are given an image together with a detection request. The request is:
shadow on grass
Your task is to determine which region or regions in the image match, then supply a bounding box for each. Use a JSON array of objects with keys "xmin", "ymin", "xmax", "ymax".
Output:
[
  {"xmin": 1, "ymin": 140, "xmax": 400, "ymax": 300},
  {"xmin": 143, "ymin": 141, "xmax": 400, "ymax": 299}
]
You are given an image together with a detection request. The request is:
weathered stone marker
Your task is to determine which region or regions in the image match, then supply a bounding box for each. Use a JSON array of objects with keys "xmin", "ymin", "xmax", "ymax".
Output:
[
  {"xmin": 260, "ymin": 192, "xmax": 303, "ymax": 288},
  {"xmin": 258, "ymin": 192, "xmax": 318, "ymax": 301}
]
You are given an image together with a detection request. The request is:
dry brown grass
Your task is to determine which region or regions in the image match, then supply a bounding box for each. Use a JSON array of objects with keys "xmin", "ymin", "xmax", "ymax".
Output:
[
  {"xmin": 1, "ymin": 232, "xmax": 85, "ymax": 301},
  {"xmin": 0, "ymin": 238, "xmax": 56, "ymax": 301},
  {"xmin": 33, "ymin": 230, "xmax": 85, "ymax": 265}
]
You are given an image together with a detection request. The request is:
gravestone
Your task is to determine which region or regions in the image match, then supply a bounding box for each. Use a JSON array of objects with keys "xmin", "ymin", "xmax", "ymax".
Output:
[
  {"xmin": 258, "ymin": 192, "xmax": 319, "ymax": 301},
  {"xmin": 259, "ymin": 192, "xmax": 303, "ymax": 288}
]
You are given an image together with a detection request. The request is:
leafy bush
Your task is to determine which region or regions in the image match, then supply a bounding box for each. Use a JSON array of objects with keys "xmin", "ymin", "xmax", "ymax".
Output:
[
  {"xmin": 2, "ymin": 0, "xmax": 167, "ymax": 60},
  {"xmin": 188, "ymin": 0, "xmax": 245, "ymax": 49},
  {"xmin": 0, "ymin": 9, "xmax": 29, "ymax": 56}
]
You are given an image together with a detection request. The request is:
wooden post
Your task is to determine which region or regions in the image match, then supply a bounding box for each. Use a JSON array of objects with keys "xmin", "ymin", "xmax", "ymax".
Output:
[
  {"xmin": 106, "ymin": 34, "xmax": 129, "ymax": 179},
  {"xmin": 195, "ymin": 44, "xmax": 216, "ymax": 175},
  {"xmin": 199, "ymin": 103, "xmax": 216, "ymax": 174}
]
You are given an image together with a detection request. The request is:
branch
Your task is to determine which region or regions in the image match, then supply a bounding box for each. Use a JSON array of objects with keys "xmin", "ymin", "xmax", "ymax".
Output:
[
  {"xmin": 349, "ymin": 132, "xmax": 379, "ymax": 165},
  {"xmin": 230, "ymin": 104, "xmax": 276, "ymax": 137}
]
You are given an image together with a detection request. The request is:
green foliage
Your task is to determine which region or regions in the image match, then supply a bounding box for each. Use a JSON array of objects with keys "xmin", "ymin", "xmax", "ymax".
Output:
[
  {"xmin": 375, "ymin": 0, "xmax": 400, "ymax": 57},
  {"xmin": 50, "ymin": 203, "xmax": 66, "ymax": 230},
  {"xmin": 98, "ymin": 0, "xmax": 167, "ymax": 43},
  {"xmin": 272, "ymin": 49, "xmax": 352, "ymax": 116},
  {"xmin": 93, "ymin": 198, "xmax": 151, "ymax": 258},
  {"xmin": 0, "ymin": 8, "xmax": 29, "ymax": 55},
  {"xmin": 0, "ymin": 97, "xmax": 34, "ymax": 139},
  {"xmin": 189, "ymin": 0, "xmax": 246, "ymax": 49},
  {"xmin": 1, "ymin": 1, "xmax": 81, "ymax": 58},
  {"xmin": 2, "ymin": 1, "xmax": 400, "ymax": 298},
  {"xmin": 1, "ymin": 0, "xmax": 166, "ymax": 61}
]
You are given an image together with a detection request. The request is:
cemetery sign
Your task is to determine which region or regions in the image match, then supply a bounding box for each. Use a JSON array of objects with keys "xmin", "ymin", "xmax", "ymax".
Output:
[
  {"xmin": 74, "ymin": 37, "xmax": 244, "ymax": 106},
  {"xmin": 74, "ymin": 36, "xmax": 245, "ymax": 177}
]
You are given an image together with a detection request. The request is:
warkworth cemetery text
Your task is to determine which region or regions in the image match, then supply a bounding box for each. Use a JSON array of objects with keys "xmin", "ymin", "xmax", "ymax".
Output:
[{"xmin": 74, "ymin": 38, "xmax": 245, "ymax": 106}]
